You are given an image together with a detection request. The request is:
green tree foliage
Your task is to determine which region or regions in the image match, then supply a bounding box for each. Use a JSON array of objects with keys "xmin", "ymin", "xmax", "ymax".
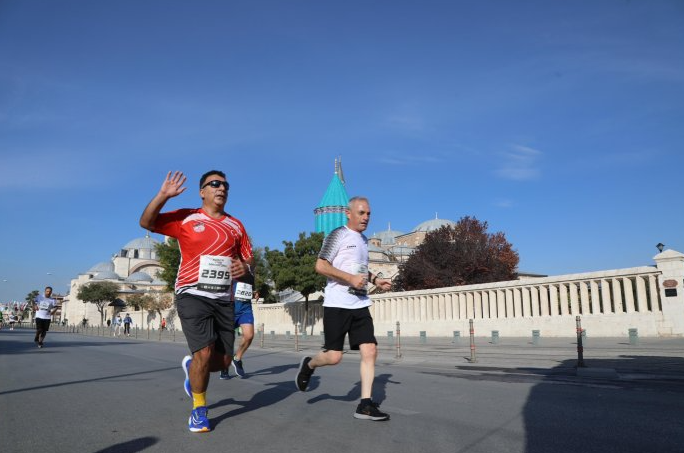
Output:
[
  {"xmin": 394, "ymin": 216, "xmax": 519, "ymax": 291},
  {"xmin": 127, "ymin": 290, "xmax": 173, "ymax": 325},
  {"xmin": 266, "ymin": 232, "xmax": 326, "ymax": 303},
  {"xmin": 155, "ymin": 238, "xmax": 181, "ymax": 292},
  {"xmin": 25, "ymin": 290, "xmax": 39, "ymax": 305},
  {"xmin": 252, "ymin": 247, "xmax": 277, "ymax": 303},
  {"xmin": 24, "ymin": 290, "xmax": 39, "ymax": 318},
  {"xmin": 266, "ymin": 232, "xmax": 326, "ymax": 331},
  {"xmin": 77, "ymin": 281, "xmax": 120, "ymax": 326}
]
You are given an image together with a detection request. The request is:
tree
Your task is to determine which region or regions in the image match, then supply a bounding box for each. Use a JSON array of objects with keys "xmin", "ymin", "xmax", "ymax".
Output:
[
  {"xmin": 128, "ymin": 290, "xmax": 174, "ymax": 328},
  {"xmin": 155, "ymin": 238, "xmax": 181, "ymax": 292},
  {"xmin": 266, "ymin": 232, "xmax": 327, "ymax": 331},
  {"xmin": 394, "ymin": 216, "xmax": 519, "ymax": 291},
  {"xmin": 252, "ymin": 247, "xmax": 277, "ymax": 303},
  {"xmin": 77, "ymin": 281, "xmax": 120, "ymax": 326},
  {"xmin": 25, "ymin": 290, "xmax": 39, "ymax": 305},
  {"xmin": 25, "ymin": 290, "xmax": 39, "ymax": 318}
]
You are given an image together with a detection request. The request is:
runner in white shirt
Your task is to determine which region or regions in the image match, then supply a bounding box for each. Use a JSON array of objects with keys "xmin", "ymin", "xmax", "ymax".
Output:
[
  {"xmin": 295, "ymin": 196, "xmax": 393, "ymax": 421},
  {"xmin": 34, "ymin": 286, "xmax": 58, "ymax": 348}
]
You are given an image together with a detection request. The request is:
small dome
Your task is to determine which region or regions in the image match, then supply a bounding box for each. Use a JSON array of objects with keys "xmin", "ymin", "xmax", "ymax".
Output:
[
  {"xmin": 389, "ymin": 245, "xmax": 415, "ymax": 257},
  {"xmin": 93, "ymin": 271, "xmax": 121, "ymax": 280},
  {"xmin": 413, "ymin": 216, "xmax": 456, "ymax": 233},
  {"xmin": 372, "ymin": 229, "xmax": 405, "ymax": 246},
  {"xmin": 126, "ymin": 272, "xmax": 153, "ymax": 283},
  {"xmin": 369, "ymin": 244, "xmax": 391, "ymax": 262},
  {"xmin": 88, "ymin": 261, "xmax": 115, "ymax": 273},
  {"xmin": 368, "ymin": 244, "xmax": 387, "ymax": 253},
  {"xmin": 123, "ymin": 235, "xmax": 160, "ymax": 251}
]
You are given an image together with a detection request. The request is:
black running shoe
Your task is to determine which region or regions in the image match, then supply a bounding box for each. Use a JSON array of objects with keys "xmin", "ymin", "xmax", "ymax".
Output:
[
  {"xmin": 295, "ymin": 356, "xmax": 314, "ymax": 391},
  {"xmin": 353, "ymin": 401, "xmax": 390, "ymax": 421}
]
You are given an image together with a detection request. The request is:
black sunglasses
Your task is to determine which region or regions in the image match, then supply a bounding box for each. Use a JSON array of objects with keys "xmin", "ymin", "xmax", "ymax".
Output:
[{"xmin": 202, "ymin": 180, "xmax": 230, "ymax": 190}]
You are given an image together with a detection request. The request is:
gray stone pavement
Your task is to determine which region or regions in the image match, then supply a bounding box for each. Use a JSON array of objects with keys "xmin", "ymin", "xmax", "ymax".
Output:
[
  {"xmin": 40, "ymin": 323, "xmax": 684, "ymax": 378},
  {"xmin": 2, "ymin": 326, "xmax": 684, "ymax": 453}
]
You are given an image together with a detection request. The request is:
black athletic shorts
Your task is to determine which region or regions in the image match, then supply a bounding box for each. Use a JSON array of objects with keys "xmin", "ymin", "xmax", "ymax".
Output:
[
  {"xmin": 323, "ymin": 306, "xmax": 377, "ymax": 351},
  {"xmin": 35, "ymin": 318, "xmax": 51, "ymax": 331},
  {"xmin": 176, "ymin": 293, "xmax": 234, "ymax": 355}
]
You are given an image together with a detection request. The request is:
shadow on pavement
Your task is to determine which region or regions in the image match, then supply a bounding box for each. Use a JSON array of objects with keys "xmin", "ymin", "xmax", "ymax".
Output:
[
  {"xmin": 92, "ymin": 436, "xmax": 158, "ymax": 453},
  {"xmin": 0, "ymin": 366, "xmax": 178, "ymax": 396},
  {"xmin": 306, "ymin": 373, "xmax": 400, "ymax": 405},
  {"xmin": 0, "ymin": 330, "xmax": 138, "ymax": 356},
  {"xmin": 523, "ymin": 355, "xmax": 684, "ymax": 453},
  {"xmin": 210, "ymin": 380, "xmax": 299, "ymax": 428},
  {"xmin": 248, "ymin": 362, "xmax": 299, "ymax": 377}
]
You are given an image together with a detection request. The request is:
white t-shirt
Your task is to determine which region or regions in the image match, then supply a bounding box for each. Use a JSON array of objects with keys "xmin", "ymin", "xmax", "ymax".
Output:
[
  {"xmin": 318, "ymin": 225, "xmax": 371, "ymax": 309},
  {"xmin": 35, "ymin": 295, "xmax": 56, "ymax": 320}
]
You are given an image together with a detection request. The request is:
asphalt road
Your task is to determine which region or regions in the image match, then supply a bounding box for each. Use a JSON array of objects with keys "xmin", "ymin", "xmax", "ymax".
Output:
[{"xmin": 2, "ymin": 328, "xmax": 684, "ymax": 453}]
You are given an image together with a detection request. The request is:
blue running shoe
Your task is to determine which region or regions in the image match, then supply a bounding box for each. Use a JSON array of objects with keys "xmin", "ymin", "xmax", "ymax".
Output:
[
  {"xmin": 188, "ymin": 406, "xmax": 210, "ymax": 433},
  {"xmin": 182, "ymin": 355, "xmax": 192, "ymax": 398},
  {"xmin": 219, "ymin": 369, "xmax": 230, "ymax": 380},
  {"xmin": 231, "ymin": 358, "xmax": 246, "ymax": 378}
]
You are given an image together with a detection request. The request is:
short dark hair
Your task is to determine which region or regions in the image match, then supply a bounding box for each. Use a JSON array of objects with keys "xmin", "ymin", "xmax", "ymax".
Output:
[
  {"xmin": 45, "ymin": 286, "xmax": 53, "ymax": 291},
  {"xmin": 199, "ymin": 170, "xmax": 226, "ymax": 188}
]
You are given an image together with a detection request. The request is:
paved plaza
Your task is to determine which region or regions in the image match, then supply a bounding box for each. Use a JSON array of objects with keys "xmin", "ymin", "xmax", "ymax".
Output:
[{"xmin": 2, "ymin": 327, "xmax": 684, "ymax": 453}]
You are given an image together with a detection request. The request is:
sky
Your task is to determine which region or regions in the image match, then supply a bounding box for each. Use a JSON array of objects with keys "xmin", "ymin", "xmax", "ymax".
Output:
[{"xmin": 1, "ymin": 0, "xmax": 683, "ymax": 302}]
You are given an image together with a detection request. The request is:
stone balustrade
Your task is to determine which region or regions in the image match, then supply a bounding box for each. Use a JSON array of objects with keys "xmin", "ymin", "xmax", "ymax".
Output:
[{"xmin": 253, "ymin": 250, "xmax": 684, "ymax": 338}]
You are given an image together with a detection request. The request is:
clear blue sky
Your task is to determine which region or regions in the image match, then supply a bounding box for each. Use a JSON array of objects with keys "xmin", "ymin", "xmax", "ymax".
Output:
[{"xmin": 1, "ymin": 0, "xmax": 683, "ymax": 302}]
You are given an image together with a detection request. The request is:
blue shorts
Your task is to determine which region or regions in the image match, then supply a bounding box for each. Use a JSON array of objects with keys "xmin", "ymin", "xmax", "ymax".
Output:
[{"xmin": 234, "ymin": 300, "xmax": 254, "ymax": 327}]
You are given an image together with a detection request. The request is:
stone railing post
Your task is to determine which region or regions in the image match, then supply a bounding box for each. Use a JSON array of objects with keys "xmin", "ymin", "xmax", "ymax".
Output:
[{"xmin": 654, "ymin": 249, "xmax": 684, "ymax": 335}]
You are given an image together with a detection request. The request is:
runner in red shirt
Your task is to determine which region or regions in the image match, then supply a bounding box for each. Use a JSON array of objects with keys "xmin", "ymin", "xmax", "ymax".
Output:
[{"xmin": 140, "ymin": 170, "xmax": 253, "ymax": 433}]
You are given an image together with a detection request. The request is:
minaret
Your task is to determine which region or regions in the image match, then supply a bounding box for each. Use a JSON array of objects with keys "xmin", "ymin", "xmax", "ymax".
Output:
[{"xmin": 314, "ymin": 157, "xmax": 350, "ymax": 235}]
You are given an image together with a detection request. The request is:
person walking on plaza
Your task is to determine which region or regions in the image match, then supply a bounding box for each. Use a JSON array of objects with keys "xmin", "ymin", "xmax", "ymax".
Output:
[
  {"xmin": 220, "ymin": 273, "xmax": 255, "ymax": 379},
  {"xmin": 295, "ymin": 196, "xmax": 392, "ymax": 421},
  {"xmin": 123, "ymin": 313, "xmax": 133, "ymax": 336},
  {"xmin": 34, "ymin": 286, "xmax": 58, "ymax": 348},
  {"xmin": 113, "ymin": 314, "xmax": 123, "ymax": 337},
  {"xmin": 140, "ymin": 170, "xmax": 253, "ymax": 433}
]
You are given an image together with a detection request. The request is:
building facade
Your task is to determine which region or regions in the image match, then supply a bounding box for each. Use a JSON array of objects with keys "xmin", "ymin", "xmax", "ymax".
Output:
[{"xmin": 61, "ymin": 233, "xmax": 168, "ymax": 327}]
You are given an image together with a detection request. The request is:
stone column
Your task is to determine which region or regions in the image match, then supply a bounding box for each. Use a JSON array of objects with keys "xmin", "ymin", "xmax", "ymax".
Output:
[
  {"xmin": 569, "ymin": 283, "xmax": 580, "ymax": 315},
  {"xmin": 579, "ymin": 281, "xmax": 590, "ymax": 315},
  {"xmin": 623, "ymin": 277, "xmax": 635, "ymax": 314},
  {"xmin": 635, "ymin": 276, "xmax": 647, "ymax": 313}
]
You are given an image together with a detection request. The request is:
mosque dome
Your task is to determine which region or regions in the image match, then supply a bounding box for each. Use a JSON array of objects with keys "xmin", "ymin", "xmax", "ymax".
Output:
[
  {"xmin": 119, "ymin": 234, "xmax": 160, "ymax": 260},
  {"xmin": 88, "ymin": 261, "xmax": 115, "ymax": 273},
  {"xmin": 123, "ymin": 235, "xmax": 159, "ymax": 251},
  {"xmin": 371, "ymin": 224, "xmax": 405, "ymax": 246},
  {"xmin": 413, "ymin": 215, "xmax": 456, "ymax": 233},
  {"xmin": 126, "ymin": 272, "xmax": 154, "ymax": 283},
  {"xmin": 93, "ymin": 271, "xmax": 122, "ymax": 280}
]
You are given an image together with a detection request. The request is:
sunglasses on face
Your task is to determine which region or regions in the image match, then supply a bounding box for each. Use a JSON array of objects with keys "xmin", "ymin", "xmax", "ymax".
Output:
[{"xmin": 202, "ymin": 180, "xmax": 230, "ymax": 190}]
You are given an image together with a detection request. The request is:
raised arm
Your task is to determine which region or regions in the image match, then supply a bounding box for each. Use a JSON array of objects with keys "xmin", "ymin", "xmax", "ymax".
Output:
[
  {"xmin": 139, "ymin": 171, "xmax": 187, "ymax": 230},
  {"xmin": 315, "ymin": 258, "xmax": 367, "ymax": 290}
]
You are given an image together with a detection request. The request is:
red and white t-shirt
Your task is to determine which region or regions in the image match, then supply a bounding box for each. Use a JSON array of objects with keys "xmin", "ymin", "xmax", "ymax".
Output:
[{"xmin": 153, "ymin": 208, "xmax": 253, "ymax": 300}]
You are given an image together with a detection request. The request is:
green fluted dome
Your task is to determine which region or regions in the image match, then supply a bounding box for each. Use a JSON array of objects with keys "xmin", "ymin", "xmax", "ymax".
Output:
[{"xmin": 314, "ymin": 172, "xmax": 349, "ymax": 236}]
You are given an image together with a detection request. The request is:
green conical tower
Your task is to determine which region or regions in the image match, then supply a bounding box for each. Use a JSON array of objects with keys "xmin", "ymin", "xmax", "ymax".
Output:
[{"xmin": 314, "ymin": 157, "xmax": 349, "ymax": 236}]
